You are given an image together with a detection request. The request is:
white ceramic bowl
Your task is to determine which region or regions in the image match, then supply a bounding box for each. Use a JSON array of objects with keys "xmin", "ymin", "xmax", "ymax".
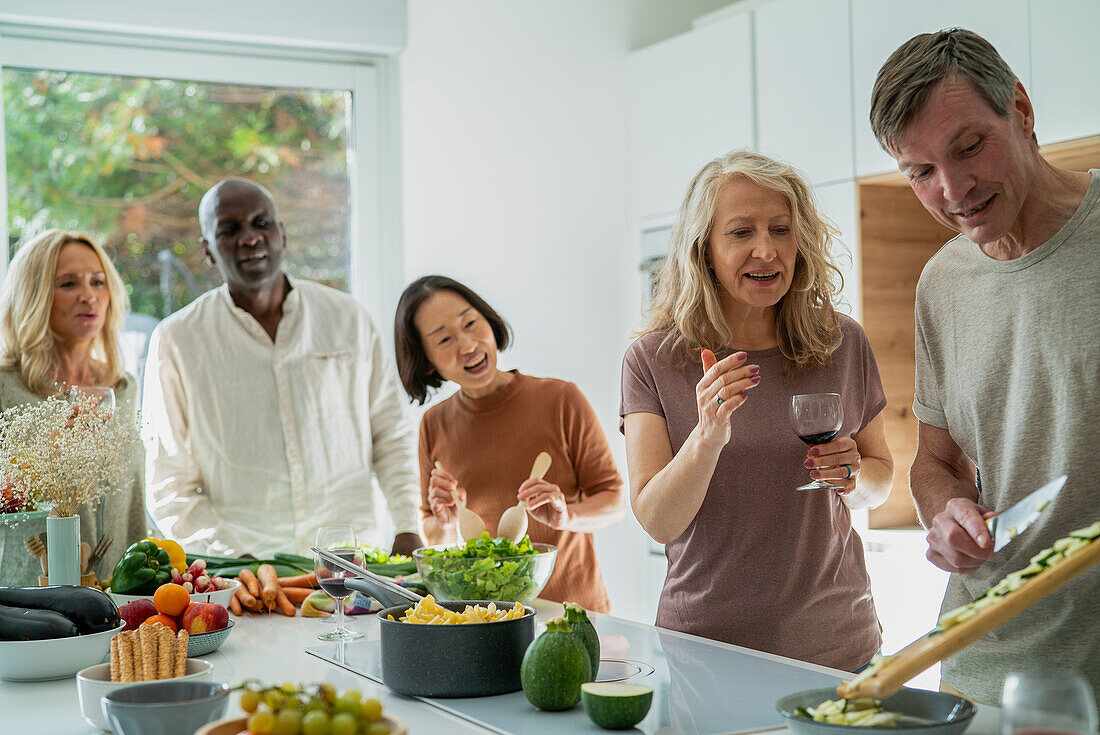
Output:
[
  {"xmin": 108, "ymin": 578, "xmax": 240, "ymax": 608},
  {"xmin": 0, "ymin": 621, "xmax": 125, "ymax": 681},
  {"xmin": 77, "ymin": 658, "xmax": 215, "ymax": 731}
]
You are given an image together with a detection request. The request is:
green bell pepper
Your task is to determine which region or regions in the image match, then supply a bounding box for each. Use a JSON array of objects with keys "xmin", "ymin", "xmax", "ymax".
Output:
[{"xmin": 110, "ymin": 540, "xmax": 170, "ymax": 595}]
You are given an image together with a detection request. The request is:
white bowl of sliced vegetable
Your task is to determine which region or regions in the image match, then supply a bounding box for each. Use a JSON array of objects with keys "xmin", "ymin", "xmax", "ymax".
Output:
[{"xmin": 777, "ymin": 687, "xmax": 975, "ymax": 733}]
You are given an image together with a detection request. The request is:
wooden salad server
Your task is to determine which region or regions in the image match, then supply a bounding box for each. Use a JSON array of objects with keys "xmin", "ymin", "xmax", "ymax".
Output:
[
  {"xmin": 497, "ymin": 451, "xmax": 552, "ymax": 543},
  {"xmin": 435, "ymin": 461, "xmax": 486, "ymax": 542},
  {"xmin": 838, "ymin": 534, "xmax": 1100, "ymax": 700}
]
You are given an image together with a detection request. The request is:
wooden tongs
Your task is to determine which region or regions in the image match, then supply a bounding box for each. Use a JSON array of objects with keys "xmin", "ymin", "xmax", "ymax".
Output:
[{"xmin": 838, "ymin": 537, "xmax": 1100, "ymax": 699}]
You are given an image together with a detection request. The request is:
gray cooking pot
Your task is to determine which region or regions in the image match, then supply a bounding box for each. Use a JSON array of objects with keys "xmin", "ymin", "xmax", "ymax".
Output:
[{"xmin": 337, "ymin": 561, "xmax": 536, "ymax": 698}]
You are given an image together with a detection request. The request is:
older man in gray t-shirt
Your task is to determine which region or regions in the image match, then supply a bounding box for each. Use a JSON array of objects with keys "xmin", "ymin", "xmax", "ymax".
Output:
[{"xmin": 871, "ymin": 29, "xmax": 1100, "ymax": 704}]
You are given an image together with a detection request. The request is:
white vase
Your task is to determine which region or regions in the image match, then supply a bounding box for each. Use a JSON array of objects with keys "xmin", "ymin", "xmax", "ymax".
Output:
[{"xmin": 46, "ymin": 515, "xmax": 80, "ymax": 586}]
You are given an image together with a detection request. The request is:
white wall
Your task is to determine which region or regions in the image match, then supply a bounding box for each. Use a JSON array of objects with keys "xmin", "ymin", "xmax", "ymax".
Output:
[
  {"xmin": 400, "ymin": 0, "xmax": 659, "ymax": 620},
  {"xmin": 0, "ymin": 0, "xmax": 406, "ymax": 54}
]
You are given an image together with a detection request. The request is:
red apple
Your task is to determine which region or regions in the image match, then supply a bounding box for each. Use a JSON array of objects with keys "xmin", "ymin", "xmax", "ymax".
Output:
[
  {"xmin": 118, "ymin": 599, "xmax": 158, "ymax": 631},
  {"xmin": 180, "ymin": 602, "xmax": 229, "ymax": 634},
  {"xmin": 0, "ymin": 480, "xmax": 29, "ymax": 513}
]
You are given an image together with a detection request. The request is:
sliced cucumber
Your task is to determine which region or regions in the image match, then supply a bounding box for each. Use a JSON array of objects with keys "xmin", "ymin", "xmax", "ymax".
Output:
[
  {"xmin": 1070, "ymin": 521, "xmax": 1100, "ymax": 540},
  {"xmin": 1062, "ymin": 538, "xmax": 1089, "ymax": 556},
  {"xmin": 929, "ymin": 523, "xmax": 1098, "ymax": 636}
]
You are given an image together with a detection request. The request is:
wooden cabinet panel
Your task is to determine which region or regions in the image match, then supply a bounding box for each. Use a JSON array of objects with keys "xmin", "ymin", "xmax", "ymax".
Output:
[{"xmin": 859, "ymin": 183, "xmax": 953, "ymax": 528}]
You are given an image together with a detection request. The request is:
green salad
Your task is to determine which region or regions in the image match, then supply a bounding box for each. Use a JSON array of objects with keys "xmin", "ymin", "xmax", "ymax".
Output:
[
  {"xmin": 416, "ymin": 533, "xmax": 551, "ymax": 602},
  {"xmin": 356, "ymin": 544, "xmax": 417, "ymax": 577}
]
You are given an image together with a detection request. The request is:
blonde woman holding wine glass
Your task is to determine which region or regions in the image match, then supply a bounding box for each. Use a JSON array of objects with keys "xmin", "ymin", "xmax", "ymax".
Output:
[
  {"xmin": 621, "ymin": 150, "xmax": 894, "ymax": 672},
  {"xmin": 0, "ymin": 229, "xmax": 146, "ymax": 579}
]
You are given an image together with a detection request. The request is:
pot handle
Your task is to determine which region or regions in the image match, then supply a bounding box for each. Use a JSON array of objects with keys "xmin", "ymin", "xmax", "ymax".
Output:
[{"xmin": 344, "ymin": 576, "xmax": 421, "ymax": 609}]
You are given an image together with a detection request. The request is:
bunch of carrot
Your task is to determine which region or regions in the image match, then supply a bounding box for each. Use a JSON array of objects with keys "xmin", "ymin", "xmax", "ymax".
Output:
[{"xmin": 230, "ymin": 564, "xmax": 318, "ymax": 617}]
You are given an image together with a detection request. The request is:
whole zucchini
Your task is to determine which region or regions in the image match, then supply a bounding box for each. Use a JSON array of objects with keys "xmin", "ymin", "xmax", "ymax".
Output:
[
  {"xmin": 0, "ymin": 586, "xmax": 119, "ymax": 634},
  {"xmin": 0, "ymin": 603, "xmax": 79, "ymax": 640},
  {"xmin": 521, "ymin": 617, "xmax": 592, "ymax": 710},
  {"xmin": 563, "ymin": 602, "xmax": 600, "ymax": 681}
]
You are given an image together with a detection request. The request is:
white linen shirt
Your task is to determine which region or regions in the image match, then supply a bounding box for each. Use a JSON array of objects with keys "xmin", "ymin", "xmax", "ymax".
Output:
[{"xmin": 142, "ymin": 277, "xmax": 421, "ymax": 557}]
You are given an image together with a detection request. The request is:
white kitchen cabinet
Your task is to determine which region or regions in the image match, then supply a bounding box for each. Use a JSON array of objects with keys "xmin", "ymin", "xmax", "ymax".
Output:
[
  {"xmin": 754, "ymin": 0, "xmax": 854, "ymax": 186},
  {"xmin": 627, "ymin": 12, "xmax": 755, "ymax": 221},
  {"xmin": 850, "ymin": 0, "xmax": 1031, "ymax": 178},
  {"xmin": 812, "ymin": 179, "xmax": 860, "ymax": 321},
  {"xmin": 1029, "ymin": 0, "xmax": 1100, "ymax": 145}
]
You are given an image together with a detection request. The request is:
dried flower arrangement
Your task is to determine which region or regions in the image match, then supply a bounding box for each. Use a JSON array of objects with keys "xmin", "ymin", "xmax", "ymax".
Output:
[{"xmin": 0, "ymin": 392, "xmax": 141, "ymax": 520}]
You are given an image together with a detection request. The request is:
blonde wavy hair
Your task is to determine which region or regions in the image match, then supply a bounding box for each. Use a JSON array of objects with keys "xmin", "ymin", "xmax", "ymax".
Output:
[
  {"xmin": 0, "ymin": 229, "xmax": 128, "ymax": 396},
  {"xmin": 640, "ymin": 149, "xmax": 844, "ymax": 375}
]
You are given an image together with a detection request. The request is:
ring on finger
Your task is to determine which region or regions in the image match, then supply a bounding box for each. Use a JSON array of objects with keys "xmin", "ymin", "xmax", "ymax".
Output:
[
  {"xmin": 716, "ymin": 396, "xmax": 723, "ymax": 406},
  {"xmin": 841, "ymin": 464, "xmax": 853, "ymax": 480}
]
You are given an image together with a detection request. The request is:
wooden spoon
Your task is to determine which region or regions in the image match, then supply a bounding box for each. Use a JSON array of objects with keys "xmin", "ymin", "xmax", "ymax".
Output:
[
  {"xmin": 436, "ymin": 461, "xmax": 486, "ymax": 542},
  {"xmin": 497, "ymin": 452, "xmax": 552, "ymax": 543}
]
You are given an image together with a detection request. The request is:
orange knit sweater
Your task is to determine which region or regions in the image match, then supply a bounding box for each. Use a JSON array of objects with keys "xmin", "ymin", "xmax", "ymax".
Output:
[{"xmin": 418, "ymin": 371, "xmax": 621, "ymax": 612}]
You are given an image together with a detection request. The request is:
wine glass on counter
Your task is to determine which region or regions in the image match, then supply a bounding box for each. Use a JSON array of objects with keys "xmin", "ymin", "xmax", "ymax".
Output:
[
  {"xmin": 790, "ymin": 393, "xmax": 844, "ymax": 492},
  {"xmin": 1001, "ymin": 670, "xmax": 1098, "ymax": 734},
  {"xmin": 314, "ymin": 525, "xmax": 364, "ymax": 641}
]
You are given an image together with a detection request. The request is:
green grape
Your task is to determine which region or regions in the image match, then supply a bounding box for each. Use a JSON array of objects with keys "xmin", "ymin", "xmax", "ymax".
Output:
[
  {"xmin": 240, "ymin": 689, "xmax": 262, "ymax": 714},
  {"xmin": 301, "ymin": 709, "xmax": 331, "ymax": 735},
  {"xmin": 283, "ymin": 695, "xmax": 303, "ymax": 711},
  {"xmin": 272, "ymin": 708, "xmax": 302, "ymax": 735},
  {"xmin": 330, "ymin": 712, "xmax": 357, "ymax": 735},
  {"xmin": 303, "ymin": 696, "xmax": 327, "ymax": 713},
  {"xmin": 334, "ymin": 691, "xmax": 361, "ymax": 716},
  {"xmin": 365, "ymin": 723, "xmax": 390, "ymax": 735},
  {"xmin": 318, "ymin": 683, "xmax": 337, "ymax": 704},
  {"xmin": 248, "ymin": 710, "xmax": 277, "ymax": 735},
  {"xmin": 280, "ymin": 682, "xmax": 298, "ymax": 695},
  {"xmin": 263, "ymin": 690, "xmax": 286, "ymax": 710},
  {"xmin": 359, "ymin": 699, "xmax": 382, "ymax": 722}
]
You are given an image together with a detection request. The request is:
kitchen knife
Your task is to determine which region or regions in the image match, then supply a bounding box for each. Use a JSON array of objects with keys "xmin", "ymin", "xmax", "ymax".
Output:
[{"xmin": 986, "ymin": 474, "xmax": 1067, "ymax": 552}]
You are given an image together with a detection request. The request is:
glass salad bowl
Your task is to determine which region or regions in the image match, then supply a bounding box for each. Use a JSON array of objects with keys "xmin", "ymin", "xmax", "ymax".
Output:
[{"xmin": 413, "ymin": 537, "xmax": 557, "ymax": 604}]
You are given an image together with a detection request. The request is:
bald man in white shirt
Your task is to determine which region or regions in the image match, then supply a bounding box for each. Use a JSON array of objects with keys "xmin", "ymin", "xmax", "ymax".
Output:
[{"xmin": 143, "ymin": 178, "xmax": 423, "ymax": 557}]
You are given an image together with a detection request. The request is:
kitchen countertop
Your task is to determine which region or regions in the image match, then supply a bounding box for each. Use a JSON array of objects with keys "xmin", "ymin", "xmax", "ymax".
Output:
[{"xmin": 1, "ymin": 600, "xmax": 1002, "ymax": 734}]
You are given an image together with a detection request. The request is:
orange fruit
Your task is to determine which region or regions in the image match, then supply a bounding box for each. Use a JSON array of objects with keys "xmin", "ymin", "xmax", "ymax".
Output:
[
  {"xmin": 142, "ymin": 613, "xmax": 178, "ymax": 632},
  {"xmin": 153, "ymin": 582, "xmax": 191, "ymax": 616}
]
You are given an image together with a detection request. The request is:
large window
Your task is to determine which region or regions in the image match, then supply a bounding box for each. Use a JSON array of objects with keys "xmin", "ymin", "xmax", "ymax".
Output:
[
  {"xmin": 4, "ymin": 68, "xmax": 352, "ymax": 317},
  {"xmin": 0, "ymin": 31, "xmax": 401, "ymax": 339}
]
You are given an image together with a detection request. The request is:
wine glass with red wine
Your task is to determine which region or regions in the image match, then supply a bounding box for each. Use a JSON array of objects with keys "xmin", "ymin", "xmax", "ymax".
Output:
[
  {"xmin": 790, "ymin": 393, "xmax": 844, "ymax": 492},
  {"xmin": 1001, "ymin": 670, "xmax": 1097, "ymax": 734},
  {"xmin": 314, "ymin": 525, "xmax": 364, "ymax": 641}
]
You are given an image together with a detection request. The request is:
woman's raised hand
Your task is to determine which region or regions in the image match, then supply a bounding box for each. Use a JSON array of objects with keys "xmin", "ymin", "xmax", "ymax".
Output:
[
  {"xmin": 696, "ymin": 348, "xmax": 761, "ymax": 449},
  {"xmin": 428, "ymin": 462, "xmax": 466, "ymax": 525}
]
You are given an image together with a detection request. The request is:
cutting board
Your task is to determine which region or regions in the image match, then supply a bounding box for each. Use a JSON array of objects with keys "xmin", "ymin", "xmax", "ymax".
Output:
[{"xmin": 838, "ymin": 537, "xmax": 1100, "ymax": 699}]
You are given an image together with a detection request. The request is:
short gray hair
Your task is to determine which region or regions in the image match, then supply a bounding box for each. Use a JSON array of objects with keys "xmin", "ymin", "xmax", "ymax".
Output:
[{"xmin": 870, "ymin": 28, "xmax": 1019, "ymax": 153}]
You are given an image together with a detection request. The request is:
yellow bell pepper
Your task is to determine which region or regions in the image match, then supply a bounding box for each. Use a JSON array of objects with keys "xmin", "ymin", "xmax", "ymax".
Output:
[{"xmin": 143, "ymin": 537, "xmax": 187, "ymax": 572}]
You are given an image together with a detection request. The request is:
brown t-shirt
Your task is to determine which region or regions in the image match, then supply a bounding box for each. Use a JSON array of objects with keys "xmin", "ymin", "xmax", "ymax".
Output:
[
  {"xmin": 619, "ymin": 315, "xmax": 885, "ymax": 670},
  {"xmin": 418, "ymin": 371, "xmax": 621, "ymax": 612}
]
